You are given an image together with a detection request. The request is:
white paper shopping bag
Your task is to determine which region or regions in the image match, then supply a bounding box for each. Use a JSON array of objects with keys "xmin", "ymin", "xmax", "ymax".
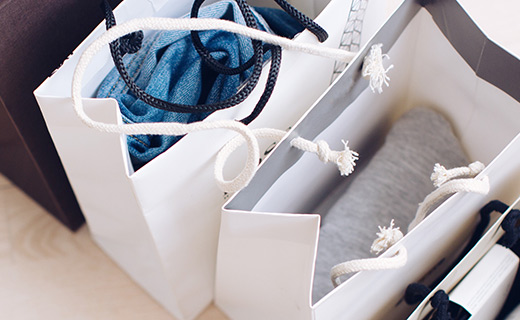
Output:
[
  {"xmin": 215, "ymin": 0, "xmax": 520, "ymax": 319},
  {"xmin": 32, "ymin": 0, "xmax": 392, "ymax": 318}
]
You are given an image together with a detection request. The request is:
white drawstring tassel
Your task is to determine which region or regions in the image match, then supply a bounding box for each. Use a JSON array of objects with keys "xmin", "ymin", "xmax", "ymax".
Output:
[
  {"xmin": 370, "ymin": 220, "xmax": 403, "ymax": 255},
  {"xmin": 362, "ymin": 43, "xmax": 393, "ymax": 94},
  {"xmin": 430, "ymin": 161, "xmax": 485, "ymax": 187}
]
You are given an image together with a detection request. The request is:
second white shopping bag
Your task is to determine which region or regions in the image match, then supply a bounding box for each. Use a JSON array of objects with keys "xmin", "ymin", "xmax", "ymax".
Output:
[{"xmin": 215, "ymin": 0, "xmax": 520, "ymax": 319}]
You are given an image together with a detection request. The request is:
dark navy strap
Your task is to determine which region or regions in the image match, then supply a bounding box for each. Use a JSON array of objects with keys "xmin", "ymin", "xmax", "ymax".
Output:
[
  {"xmin": 463, "ymin": 200, "xmax": 509, "ymax": 255},
  {"xmin": 272, "ymin": 0, "xmax": 328, "ymax": 42},
  {"xmin": 405, "ymin": 282, "xmax": 432, "ymax": 305},
  {"xmin": 405, "ymin": 284, "xmax": 451, "ymax": 320}
]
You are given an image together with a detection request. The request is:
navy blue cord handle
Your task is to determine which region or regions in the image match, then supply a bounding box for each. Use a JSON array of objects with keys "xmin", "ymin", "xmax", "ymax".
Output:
[
  {"xmin": 406, "ymin": 284, "xmax": 452, "ymax": 319},
  {"xmin": 478, "ymin": 200, "xmax": 520, "ymax": 248}
]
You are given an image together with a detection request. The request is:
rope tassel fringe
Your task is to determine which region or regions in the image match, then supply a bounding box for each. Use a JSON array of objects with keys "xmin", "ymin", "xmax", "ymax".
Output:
[{"xmin": 362, "ymin": 43, "xmax": 394, "ymax": 94}]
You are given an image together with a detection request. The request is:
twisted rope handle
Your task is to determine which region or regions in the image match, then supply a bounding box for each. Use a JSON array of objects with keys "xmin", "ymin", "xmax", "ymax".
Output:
[
  {"xmin": 72, "ymin": 17, "xmax": 357, "ymax": 192},
  {"xmin": 331, "ymin": 247, "xmax": 408, "ymax": 287}
]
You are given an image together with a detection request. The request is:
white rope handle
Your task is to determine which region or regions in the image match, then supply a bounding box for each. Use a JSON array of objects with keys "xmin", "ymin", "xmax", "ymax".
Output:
[
  {"xmin": 331, "ymin": 247, "xmax": 407, "ymax": 287},
  {"xmin": 215, "ymin": 128, "xmax": 359, "ymax": 191},
  {"xmin": 86, "ymin": 18, "xmax": 391, "ymax": 90},
  {"xmin": 329, "ymin": 161, "xmax": 488, "ymax": 287},
  {"xmin": 73, "ymin": 18, "xmax": 359, "ymax": 127},
  {"xmin": 408, "ymin": 175, "xmax": 490, "ymax": 231},
  {"xmin": 330, "ymin": 220, "xmax": 405, "ymax": 287},
  {"xmin": 71, "ymin": 17, "xmax": 387, "ymax": 192}
]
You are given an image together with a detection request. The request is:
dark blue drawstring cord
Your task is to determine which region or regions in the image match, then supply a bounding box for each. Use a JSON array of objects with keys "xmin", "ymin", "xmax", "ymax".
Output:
[
  {"xmin": 189, "ymin": 0, "xmax": 282, "ymax": 125},
  {"xmin": 499, "ymin": 209, "xmax": 520, "ymax": 248},
  {"xmin": 480, "ymin": 199, "xmax": 510, "ymax": 216},
  {"xmin": 479, "ymin": 200, "xmax": 520, "ymax": 248},
  {"xmin": 464, "ymin": 200, "xmax": 510, "ymax": 254},
  {"xmin": 431, "ymin": 290, "xmax": 451, "ymax": 320},
  {"xmin": 405, "ymin": 283, "xmax": 432, "ymax": 305},
  {"xmin": 405, "ymin": 284, "xmax": 451, "ymax": 319}
]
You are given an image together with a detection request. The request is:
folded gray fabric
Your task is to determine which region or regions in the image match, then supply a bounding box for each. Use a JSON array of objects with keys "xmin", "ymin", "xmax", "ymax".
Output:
[{"xmin": 312, "ymin": 107, "xmax": 469, "ymax": 303}]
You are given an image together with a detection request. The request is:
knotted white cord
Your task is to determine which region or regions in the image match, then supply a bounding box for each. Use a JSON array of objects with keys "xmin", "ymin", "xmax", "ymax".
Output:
[
  {"xmin": 362, "ymin": 43, "xmax": 393, "ymax": 94},
  {"xmin": 290, "ymin": 138, "xmax": 359, "ymax": 176},
  {"xmin": 71, "ymin": 17, "xmax": 378, "ymax": 193},
  {"xmin": 215, "ymin": 128, "xmax": 359, "ymax": 192},
  {"xmin": 330, "ymin": 247, "xmax": 407, "ymax": 287},
  {"xmin": 430, "ymin": 161, "xmax": 485, "ymax": 187}
]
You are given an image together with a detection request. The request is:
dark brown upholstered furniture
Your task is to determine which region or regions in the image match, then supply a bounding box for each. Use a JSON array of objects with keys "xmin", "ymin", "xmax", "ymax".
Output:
[{"xmin": 0, "ymin": 0, "xmax": 122, "ymax": 230}]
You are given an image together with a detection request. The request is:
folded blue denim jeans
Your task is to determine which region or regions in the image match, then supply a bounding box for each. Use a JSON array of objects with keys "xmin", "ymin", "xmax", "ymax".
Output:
[{"xmin": 96, "ymin": 0, "xmax": 304, "ymax": 169}]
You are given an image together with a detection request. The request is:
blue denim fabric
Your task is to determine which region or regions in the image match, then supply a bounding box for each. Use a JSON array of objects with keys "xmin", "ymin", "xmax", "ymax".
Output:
[{"xmin": 96, "ymin": 0, "xmax": 304, "ymax": 169}]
